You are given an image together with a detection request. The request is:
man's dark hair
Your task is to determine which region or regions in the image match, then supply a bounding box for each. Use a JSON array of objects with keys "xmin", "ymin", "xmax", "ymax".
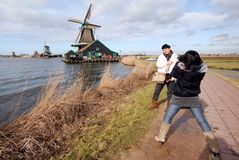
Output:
[
  {"xmin": 162, "ymin": 44, "xmax": 171, "ymax": 50},
  {"xmin": 178, "ymin": 50, "xmax": 203, "ymax": 70}
]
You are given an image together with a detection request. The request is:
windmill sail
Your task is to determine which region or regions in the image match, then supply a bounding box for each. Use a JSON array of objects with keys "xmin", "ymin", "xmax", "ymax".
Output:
[
  {"xmin": 68, "ymin": 3, "xmax": 100, "ymax": 45},
  {"xmin": 86, "ymin": 23, "xmax": 101, "ymax": 29},
  {"xmin": 75, "ymin": 30, "xmax": 82, "ymax": 43},
  {"xmin": 68, "ymin": 18, "xmax": 84, "ymax": 24},
  {"xmin": 84, "ymin": 4, "xmax": 92, "ymax": 22}
]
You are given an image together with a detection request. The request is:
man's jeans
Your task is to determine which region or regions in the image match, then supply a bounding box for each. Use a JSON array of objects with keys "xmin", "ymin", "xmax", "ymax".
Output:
[
  {"xmin": 163, "ymin": 104, "xmax": 212, "ymax": 132},
  {"xmin": 152, "ymin": 82, "xmax": 175, "ymax": 101}
]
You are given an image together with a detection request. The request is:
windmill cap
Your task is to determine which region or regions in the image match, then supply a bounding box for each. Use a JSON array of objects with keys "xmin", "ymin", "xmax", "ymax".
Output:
[{"xmin": 162, "ymin": 44, "xmax": 171, "ymax": 50}]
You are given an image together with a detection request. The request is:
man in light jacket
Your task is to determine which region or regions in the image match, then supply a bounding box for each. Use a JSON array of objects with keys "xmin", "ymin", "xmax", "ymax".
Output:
[{"xmin": 150, "ymin": 44, "xmax": 178, "ymax": 109}]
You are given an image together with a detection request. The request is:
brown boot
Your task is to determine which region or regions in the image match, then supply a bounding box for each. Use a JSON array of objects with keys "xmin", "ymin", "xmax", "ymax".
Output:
[{"xmin": 149, "ymin": 100, "xmax": 158, "ymax": 110}]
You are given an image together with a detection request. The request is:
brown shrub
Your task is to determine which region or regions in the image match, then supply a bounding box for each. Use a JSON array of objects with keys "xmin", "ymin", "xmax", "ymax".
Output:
[
  {"xmin": 120, "ymin": 56, "xmax": 137, "ymax": 66},
  {"xmin": 0, "ymin": 65, "xmax": 150, "ymax": 159},
  {"xmin": 98, "ymin": 65, "xmax": 117, "ymax": 89}
]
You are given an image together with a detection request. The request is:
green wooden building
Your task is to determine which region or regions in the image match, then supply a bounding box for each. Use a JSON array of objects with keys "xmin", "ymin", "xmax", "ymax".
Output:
[{"xmin": 63, "ymin": 4, "xmax": 119, "ymax": 63}]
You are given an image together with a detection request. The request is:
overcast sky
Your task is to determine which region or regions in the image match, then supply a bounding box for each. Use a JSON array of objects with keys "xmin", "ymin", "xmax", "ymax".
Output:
[{"xmin": 0, "ymin": 0, "xmax": 239, "ymax": 55}]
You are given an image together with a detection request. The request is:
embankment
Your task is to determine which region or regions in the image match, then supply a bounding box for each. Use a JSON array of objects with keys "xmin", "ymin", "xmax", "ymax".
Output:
[{"xmin": 0, "ymin": 60, "xmax": 157, "ymax": 159}]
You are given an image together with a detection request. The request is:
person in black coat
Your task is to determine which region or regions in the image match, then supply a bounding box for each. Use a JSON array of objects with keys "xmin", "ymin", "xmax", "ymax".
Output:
[{"xmin": 155, "ymin": 50, "xmax": 220, "ymax": 155}]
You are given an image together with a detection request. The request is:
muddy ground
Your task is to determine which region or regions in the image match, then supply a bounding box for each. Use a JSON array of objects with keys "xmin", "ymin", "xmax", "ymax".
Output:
[{"xmin": 121, "ymin": 103, "xmax": 211, "ymax": 160}]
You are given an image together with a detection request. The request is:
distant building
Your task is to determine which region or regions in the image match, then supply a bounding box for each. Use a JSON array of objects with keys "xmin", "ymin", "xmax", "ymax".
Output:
[
  {"xmin": 63, "ymin": 4, "xmax": 119, "ymax": 63},
  {"xmin": 12, "ymin": 52, "xmax": 16, "ymax": 57},
  {"xmin": 78, "ymin": 40, "xmax": 119, "ymax": 60},
  {"xmin": 33, "ymin": 51, "xmax": 41, "ymax": 58},
  {"xmin": 41, "ymin": 45, "xmax": 52, "ymax": 57}
]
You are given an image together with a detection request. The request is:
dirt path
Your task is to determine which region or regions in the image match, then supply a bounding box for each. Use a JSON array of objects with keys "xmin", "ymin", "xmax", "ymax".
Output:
[
  {"xmin": 201, "ymin": 74, "xmax": 239, "ymax": 160},
  {"xmin": 121, "ymin": 73, "xmax": 239, "ymax": 160},
  {"xmin": 120, "ymin": 102, "xmax": 210, "ymax": 160}
]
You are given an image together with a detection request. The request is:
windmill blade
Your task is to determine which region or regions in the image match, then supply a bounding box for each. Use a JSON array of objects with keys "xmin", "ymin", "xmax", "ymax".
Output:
[
  {"xmin": 86, "ymin": 23, "xmax": 101, "ymax": 29},
  {"xmin": 87, "ymin": 23, "xmax": 101, "ymax": 28},
  {"xmin": 68, "ymin": 18, "xmax": 84, "ymax": 24},
  {"xmin": 84, "ymin": 4, "xmax": 92, "ymax": 22},
  {"xmin": 75, "ymin": 30, "xmax": 82, "ymax": 44}
]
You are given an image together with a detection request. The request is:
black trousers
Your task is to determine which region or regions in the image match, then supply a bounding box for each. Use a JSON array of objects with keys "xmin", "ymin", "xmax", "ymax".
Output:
[{"xmin": 152, "ymin": 81, "xmax": 175, "ymax": 101}]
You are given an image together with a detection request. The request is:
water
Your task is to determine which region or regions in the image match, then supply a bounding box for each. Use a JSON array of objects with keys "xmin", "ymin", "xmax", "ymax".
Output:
[{"xmin": 0, "ymin": 58, "xmax": 133, "ymax": 125}]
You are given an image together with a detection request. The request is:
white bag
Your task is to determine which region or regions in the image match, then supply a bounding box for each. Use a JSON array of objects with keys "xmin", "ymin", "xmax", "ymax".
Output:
[
  {"xmin": 152, "ymin": 72, "xmax": 165, "ymax": 83},
  {"xmin": 152, "ymin": 64, "xmax": 171, "ymax": 83}
]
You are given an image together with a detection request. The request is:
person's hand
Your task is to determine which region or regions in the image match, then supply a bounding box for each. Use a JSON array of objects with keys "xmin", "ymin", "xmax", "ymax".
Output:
[{"xmin": 167, "ymin": 61, "xmax": 173, "ymax": 65}]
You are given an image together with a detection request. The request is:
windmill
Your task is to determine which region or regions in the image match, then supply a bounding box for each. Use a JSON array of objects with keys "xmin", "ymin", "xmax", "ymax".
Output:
[
  {"xmin": 63, "ymin": 4, "xmax": 119, "ymax": 63},
  {"xmin": 68, "ymin": 4, "xmax": 101, "ymax": 49},
  {"xmin": 41, "ymin": 40, "xmax": 52, "ymax": 57}
]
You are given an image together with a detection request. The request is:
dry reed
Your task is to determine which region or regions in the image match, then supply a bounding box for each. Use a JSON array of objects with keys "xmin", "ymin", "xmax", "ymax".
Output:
[
  {"xmin": 0, "ymin": 64, "xmax": 153, "ymax": 159},
  {"xmin": 10, "ymin": 77, "xmax": 29, "ymax": 122},
  {"xmin": 120, "ymin": 56, "xmax": 137, "ymax": 66},
  {"xmin": 121, "ymin": 56, "xmax": 156, "ymax": 78},
  {"xmin": 132, "ymin": 63, "xmax": 154, "ymax": 80},
  {"xmin": 98, "ymin": 65, "xmax": 117, "ymax": 89}
]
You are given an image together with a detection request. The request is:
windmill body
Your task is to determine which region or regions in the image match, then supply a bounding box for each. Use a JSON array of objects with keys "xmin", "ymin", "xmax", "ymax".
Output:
[
  {"xmin": 68, "ymin": 4, "xmax": 99, "ymax": 48},
  {"xmin": 63, "ymin": 4, "xmax": 119, "ymax": 63},
  {"xmin": 78, "ymin": 28, "xmax": 95, "ymax": 44}
]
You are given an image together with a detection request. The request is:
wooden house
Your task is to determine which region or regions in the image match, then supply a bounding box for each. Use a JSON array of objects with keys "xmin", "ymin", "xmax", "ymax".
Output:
[{"xmin": 62, "ymin": 4, "xmax": 119, "ymax": 63}]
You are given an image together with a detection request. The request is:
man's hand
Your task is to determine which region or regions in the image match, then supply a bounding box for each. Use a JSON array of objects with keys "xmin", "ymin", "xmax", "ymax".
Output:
[{"xmin": 167, "ymin": 60, "xmax": 173, "ymax": 65}]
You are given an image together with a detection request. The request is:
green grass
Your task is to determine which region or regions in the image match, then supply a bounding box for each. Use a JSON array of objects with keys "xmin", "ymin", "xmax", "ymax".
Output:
[
  {"xmin": 202, "ymin": 56, "xmax": 239, "ymax": 70},
  {"xmin": 209, "ymin": 71, "xmax": 239, "ymax": 89},
  {"xmin": 60, "ymin": 83, "xmax": 166, "ymax": 160},
  {"xmin": 137, "ymin": 56, "xmax": 239, "ymax": 71},
  {"xmin": 139, "ymin": 56, "xmax": 239, "ymax": 71}
]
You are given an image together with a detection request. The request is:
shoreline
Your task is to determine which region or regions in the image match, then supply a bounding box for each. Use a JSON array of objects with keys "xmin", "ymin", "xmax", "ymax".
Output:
[
  {"xmin": 0, "ymin": 59, "xmax": 155, "ymax": 159},
  {"xmin": 1, "ymin": 56, "xmax": 237, "ymax": 159}
]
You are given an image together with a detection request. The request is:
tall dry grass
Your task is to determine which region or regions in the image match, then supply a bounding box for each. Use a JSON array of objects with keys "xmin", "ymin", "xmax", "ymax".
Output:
[
  {"xmin": 10, "ymin": 77, "xmax": 29, "ymax": 122},
  {"xmin": 98, "ymin": 65, "xmax": 117, "ymax": 89},
  {"xmin": 0, "ymin": 75, "xmax": 91, "ymax": 159},
  {"xmin": 132, "ymin": 61, "xmax": 154, "ymax": 80},
  {"xmin": 121, "ymin": 56, "xmax": 156, "ymax": 78},
  {"xmin": 0, "ymin": 64, "xmax": 153, "ymax": 159},
  {"xmin": 120, "ymin": 56, "xmax": 137, "ymax": 66}
]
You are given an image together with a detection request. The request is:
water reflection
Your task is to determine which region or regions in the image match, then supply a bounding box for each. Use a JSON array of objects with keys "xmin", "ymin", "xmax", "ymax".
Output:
[{"xmin": 0, "ymin": 58, "xmax": 133, "ymax": 125}]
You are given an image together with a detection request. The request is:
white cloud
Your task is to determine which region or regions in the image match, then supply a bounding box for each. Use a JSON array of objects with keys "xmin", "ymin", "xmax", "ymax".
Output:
[
  {"xmin": 211, "ymin": 34, "xmax": 239, "ymax": 45},
  {"xmin": 211, "ymin": 0, "xmax": 239, "ymax": 19},
  {"xmin": 0, "ymin": 0, "xmax": 230, "ymax": 42},
  {"xmin": 94, "ymin": 0, "xmax": 126, "ymax": 16},
  {"xmin": 121, "ymin": 0, "xmax": 183, "ymax": 24},
  {"xmin": 175, "ymin": 11, "xmax": 227, "ymax": 31},
  {"xmin": 185, "ymin": 30, "xmax": 195, "ymax": 36},
  {"xmin": 93, "ymin": 0, "xmax": 231, "ymax": 41},
  {"xmin": 1, "ymin": 0, "xmax": 48, "ymax": 7},
  {"xmin": 0, "ymin": 0, "xmax": 239, "ymax": 53},
  {"xmin": 92, "ymin": 0, "xmax": 184, "ymax": 40},
  {"xmin": 0, "ymin": 1, "xmax": 76, "ymax": 42}
]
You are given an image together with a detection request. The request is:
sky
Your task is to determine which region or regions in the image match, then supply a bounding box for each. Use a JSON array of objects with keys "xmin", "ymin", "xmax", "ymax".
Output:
[{"xmin": 0, "ymin": 0, "xmax": 239, "ymax": 55}]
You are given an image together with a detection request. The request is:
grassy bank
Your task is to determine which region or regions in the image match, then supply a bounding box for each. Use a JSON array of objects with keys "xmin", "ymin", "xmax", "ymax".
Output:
[
  {"xmin": 203, "ymin": 56, "xmax": 239, "ymax": 86},
  {"xmin": 121, "ymin": 55, "xmax": 239, "ymax": 71},
  {"xmin": 209, "ymin": 71, "xmax": 239, "ymax": 89},
  {"xmin": 202, "ymin": 56, "xmax": 239, "ymax": 71},
  {"xmin": 0, "ymin": 63, "xmax": 157, "ymax": 159},
  {"xmin": 62, "ymin": 84, "xmax": 166, "ymax": 159}
]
